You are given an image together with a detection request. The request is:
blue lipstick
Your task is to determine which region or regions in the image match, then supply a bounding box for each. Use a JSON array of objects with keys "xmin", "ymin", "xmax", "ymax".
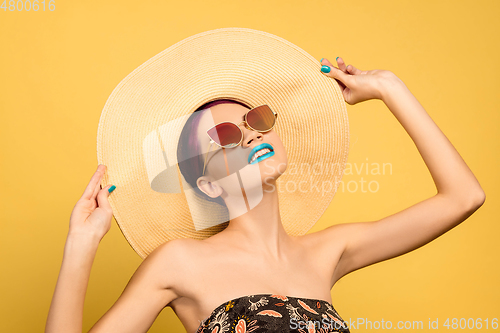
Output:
[{"xmin": 248, "ymin": 143, "xmax": 275, "ymax": 165}]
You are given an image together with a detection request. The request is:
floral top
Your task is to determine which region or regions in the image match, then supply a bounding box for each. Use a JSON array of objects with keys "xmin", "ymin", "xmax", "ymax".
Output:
[{"xmin": 195, "ymin": 293, "xmax": 350, "ymax": 333}]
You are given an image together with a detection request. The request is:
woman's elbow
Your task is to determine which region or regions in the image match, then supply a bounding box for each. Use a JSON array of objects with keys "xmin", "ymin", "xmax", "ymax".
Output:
[
  {"xmin": 465, "ymin": 188, "xmax": 486, "ymax": 213},
  {"xmin": 472, "ymin": 189, "xmax": 486, "ymax": 208}
]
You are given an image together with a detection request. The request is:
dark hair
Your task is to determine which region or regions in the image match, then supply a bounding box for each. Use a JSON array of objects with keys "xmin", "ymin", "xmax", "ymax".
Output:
[{"xmin": 176, "ymin": 99, "xmax": 250, "ymax": 205}]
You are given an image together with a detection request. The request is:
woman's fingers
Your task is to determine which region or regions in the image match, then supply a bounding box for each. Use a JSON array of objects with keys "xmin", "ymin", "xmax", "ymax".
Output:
[
  {"xmin": 82, "ymin": 165, "xmax": 106, "ymax": 201},
  {"xmin": 334, "ymin": 57, "xmax": 349, "ymax": 73},
  {"xmin": 321, "ymin": 58, "xmax": 341, "ymax": 73},
  {"xmin": 321, "ymin": 63, "xmax": 346, "ymax": 95},
  {"xmin": 346, "ymin": 63, "xmax": 363, "ymax": 75},
  {"xmin": 96, "ymin": 185, "xmax": 114, "ymax": 213},
  {"xmin": 320, "ymin": 58, "xmax": 352, "ymax": 88},
  {"xmin": 334, "ymin": 56, "xmax": 364, "ymax": 75},
  {"xmin": 321, "ymin": 57, "xmax": 339, "ymax": 70},
  {"xmin": 91, "ymin": 180, "xmax": 101, "ymax": 202}
]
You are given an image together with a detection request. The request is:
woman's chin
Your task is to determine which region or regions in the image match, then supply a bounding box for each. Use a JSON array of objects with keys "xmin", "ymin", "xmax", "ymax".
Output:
[
  {"xmin": 258, "ymin": 155, "xmax": 286, "ymax": 178},
  {"xmin": 260, "ymin": 163, "xmax": 286, "ymax": 188}
]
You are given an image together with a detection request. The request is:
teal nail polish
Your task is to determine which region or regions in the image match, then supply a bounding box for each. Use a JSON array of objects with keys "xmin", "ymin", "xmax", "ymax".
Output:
[
  {"xmin": 336, "ymin": 57, "xmax": 339, "ymax": 61},
  {"xmin": 320, "ymin": 58, "xmax": 324, "ymax": 63},
  {"xmin": 321, "ymin": 65, "xmax": 331, "ymax": 73},
  {"xmin": 108, "ymin": 185, "xmax": 116, "ymax": 193}
]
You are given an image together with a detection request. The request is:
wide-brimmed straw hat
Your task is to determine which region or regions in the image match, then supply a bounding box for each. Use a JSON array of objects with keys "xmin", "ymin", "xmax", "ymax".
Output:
[{"xmin": 97, "ymin": 27, "xmax": 349, "ymax": 259}]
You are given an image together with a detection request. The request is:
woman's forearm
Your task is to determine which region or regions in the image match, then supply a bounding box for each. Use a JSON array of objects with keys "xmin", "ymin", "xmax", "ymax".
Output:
[
  {"xmin": 46, "ymin": 232, "xmax": 100, "ymax": 333},
  {"xmin": 379, "ymin": 75, "xmax": 485, "ymax": 206}
]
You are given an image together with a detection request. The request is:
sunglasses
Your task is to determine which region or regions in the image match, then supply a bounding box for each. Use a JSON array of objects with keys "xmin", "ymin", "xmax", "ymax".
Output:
[{"xmin": 202, "ymin": 104, "xmax": 278, "ymax": 175}]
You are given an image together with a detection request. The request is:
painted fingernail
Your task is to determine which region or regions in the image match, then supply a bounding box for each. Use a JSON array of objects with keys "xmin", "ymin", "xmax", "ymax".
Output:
[
  {"xmin": 321, "ymin": 65, "xmax": 331, "ymax": 73},
  {"xmin": 108, "ymin": 185, "xmax": 116, "ymax": 193},
  {"xmin": 336, "ymin": 57, "xmax": 339, "ymax": 61},
  {"xmin": 320, "ymin": 58, "xmax": 324, "ymax": 63}
]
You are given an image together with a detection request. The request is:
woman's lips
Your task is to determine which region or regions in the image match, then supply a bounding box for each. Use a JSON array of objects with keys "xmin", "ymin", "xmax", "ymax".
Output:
[
  {"xmin": 248, "ymin": 143, "xmax": 275, "ymax": 165},
  {"xmin": 249, "ymin": 148, "xmax": 273, "ymax": 164}
]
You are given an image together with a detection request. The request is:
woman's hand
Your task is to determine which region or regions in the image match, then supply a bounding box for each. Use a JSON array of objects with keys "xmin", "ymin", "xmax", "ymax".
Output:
[
  {"xmin": 320, "ymin": 57, "xmax": 401, "ymax": 105},
  {"xmin": 68, "ymin": 164, "xmax": 116, "ymax": 241}
]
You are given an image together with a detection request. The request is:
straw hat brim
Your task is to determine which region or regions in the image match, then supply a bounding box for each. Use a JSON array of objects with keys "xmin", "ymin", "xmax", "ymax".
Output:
[{"xmin": 97, "ymin": 27, "xmax": 349, "ymax": 259}]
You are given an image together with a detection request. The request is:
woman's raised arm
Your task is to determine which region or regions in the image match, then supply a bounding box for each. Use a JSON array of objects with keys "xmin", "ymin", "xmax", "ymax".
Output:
[
  {"xmin": 46, "ymin": 165, "xmax": 114, "ymax": 332},
  {"xmin": 45, "ymin": 165, "xmax": 180, "ymax": 333},
  {"xmin": 315, "ymin": 58, "xmax": 485, "ymax": 285}
]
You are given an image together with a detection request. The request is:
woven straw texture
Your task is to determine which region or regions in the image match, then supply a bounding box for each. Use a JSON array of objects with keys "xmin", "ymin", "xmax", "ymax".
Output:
[{"xmin": 97, "ymin": 27, "xmax": 349, "ymax": 259}]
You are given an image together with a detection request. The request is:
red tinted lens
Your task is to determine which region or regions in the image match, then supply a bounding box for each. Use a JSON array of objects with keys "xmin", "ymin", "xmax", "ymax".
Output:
[
  {"xmin": 207, "ymin": 122, "xmax": 242, "ymax": 147},
  {"xmin": 246, "ymin": 105, "xmax": 276, "ymax": 131}
]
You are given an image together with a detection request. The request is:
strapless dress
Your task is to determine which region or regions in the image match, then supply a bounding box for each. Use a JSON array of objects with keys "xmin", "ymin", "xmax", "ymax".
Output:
[{"xmin": 195, "ymin": 293, "xmax": 350, "ymax": 332}]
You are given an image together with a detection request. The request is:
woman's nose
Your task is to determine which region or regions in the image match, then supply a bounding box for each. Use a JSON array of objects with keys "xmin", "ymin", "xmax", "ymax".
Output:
[{"xmin": 241, "ymin": 126, "xmax": 263, "ymax": 147}]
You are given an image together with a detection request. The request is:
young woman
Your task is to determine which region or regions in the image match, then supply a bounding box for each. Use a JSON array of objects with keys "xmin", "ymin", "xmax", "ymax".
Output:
[{"xmin": 46, "ymin": 57, "xmax": 485, "ymax": 333}]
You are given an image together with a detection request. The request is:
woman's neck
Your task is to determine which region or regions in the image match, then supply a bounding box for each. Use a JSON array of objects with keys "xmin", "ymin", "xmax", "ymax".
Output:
[{"xmin": 220, "ymin": 181, "xmax": 294, "ymax": 260}]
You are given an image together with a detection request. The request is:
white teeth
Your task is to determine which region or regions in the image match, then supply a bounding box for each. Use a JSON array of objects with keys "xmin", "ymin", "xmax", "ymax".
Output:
[{"xmin": 250, "ymin": 148, "xmax": 272, "ymax": 163}]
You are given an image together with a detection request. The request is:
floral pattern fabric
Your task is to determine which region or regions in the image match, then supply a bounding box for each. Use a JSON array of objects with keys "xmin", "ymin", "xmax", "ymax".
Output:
[{"xmin": 195, "ymin": 293, "xmax": 350, "ymax": 333}]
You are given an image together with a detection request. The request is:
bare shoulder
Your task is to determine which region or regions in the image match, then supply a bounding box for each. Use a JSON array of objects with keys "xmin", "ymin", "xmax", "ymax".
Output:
[
  {"xmin": 86, "ymin": 239, "xmax": 206, "ymax": 331},
  {"xmin": 151, "ymin": 238, "xmax": 209, "ymax": 293},
  {"xmin": 296, "ymin": 223, "xmax": 352, "ymax": 253},
  {"xmin": 154, "ymin": 238, "xmax": 205, "ymax": 265}
]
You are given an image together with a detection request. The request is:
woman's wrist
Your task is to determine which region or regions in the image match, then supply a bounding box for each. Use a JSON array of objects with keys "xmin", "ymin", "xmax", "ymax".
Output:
[
  {"xmin": 65, "ymin": 230, "xmax": 101, "ymax": 254},
  {"xmin": 377, "ymin": 71, "xmax": 407, "ymax": 103}
]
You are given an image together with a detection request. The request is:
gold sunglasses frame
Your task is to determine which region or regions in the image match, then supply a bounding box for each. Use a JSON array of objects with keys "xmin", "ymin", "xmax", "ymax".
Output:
[{"xmin": 201, "ymin": 105, "xmax": 278, "ymax": 176}]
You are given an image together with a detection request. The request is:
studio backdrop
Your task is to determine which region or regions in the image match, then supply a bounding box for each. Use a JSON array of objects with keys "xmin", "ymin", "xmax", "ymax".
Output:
[{"xmin": 1, "ymin": 1, "xmax": 498, "ymax": 332}]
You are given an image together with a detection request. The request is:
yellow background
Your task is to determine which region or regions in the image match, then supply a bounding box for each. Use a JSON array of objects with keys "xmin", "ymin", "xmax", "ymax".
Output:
[{"xmin": 1, "ymin": 0, "xmax": 498, "ymax": 332}]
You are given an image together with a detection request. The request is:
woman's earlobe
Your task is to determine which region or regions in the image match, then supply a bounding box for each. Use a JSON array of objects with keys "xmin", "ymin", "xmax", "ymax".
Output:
[{"xmin": 197, "ymin": 177, "xmax": 223, "ymax": 198}]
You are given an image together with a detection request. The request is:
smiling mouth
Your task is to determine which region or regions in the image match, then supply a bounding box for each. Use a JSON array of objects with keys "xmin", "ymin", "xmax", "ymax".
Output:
[{"xmin": 249, "ymin": 148, "xmax": 273, "ymax": 164}]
